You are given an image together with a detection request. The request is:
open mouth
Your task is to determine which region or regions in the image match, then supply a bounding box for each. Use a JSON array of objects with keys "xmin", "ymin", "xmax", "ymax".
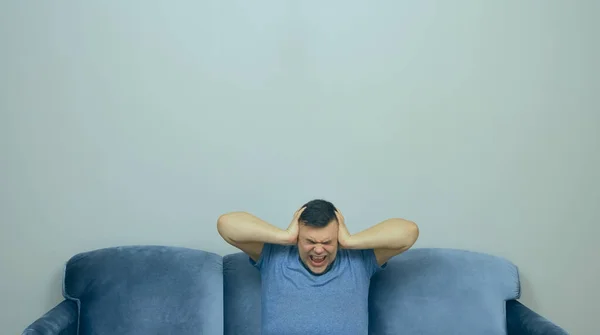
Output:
[{"xmin": 309, "ymin": 255, "xmax": 326, "ymax": 267}]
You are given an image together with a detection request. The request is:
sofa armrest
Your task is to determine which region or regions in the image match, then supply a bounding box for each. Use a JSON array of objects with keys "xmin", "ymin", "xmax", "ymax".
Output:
[
  {"xmin": 506, "ymin": 300, "xmax": 568, "ymax": 335},
  {"xmin": 22, "ymin": 300, "xmax": 78, "ymax": 335}
]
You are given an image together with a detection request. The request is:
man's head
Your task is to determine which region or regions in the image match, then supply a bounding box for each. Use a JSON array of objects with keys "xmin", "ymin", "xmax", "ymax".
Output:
[{"xmin": 297, "ymin": 199, "xmax": 339, "ymax": 275}]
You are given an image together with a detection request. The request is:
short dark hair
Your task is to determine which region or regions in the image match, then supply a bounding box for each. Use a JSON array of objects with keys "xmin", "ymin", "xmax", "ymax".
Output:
[{"xmin": 299, "ymin": 199, "xmax": 338, "ymax": 228}]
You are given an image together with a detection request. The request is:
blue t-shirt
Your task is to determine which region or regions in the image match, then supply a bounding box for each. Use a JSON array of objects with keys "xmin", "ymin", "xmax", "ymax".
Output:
[{"xmin": 250, "ymin": 243, "xmax": 386, "ymax": 335}]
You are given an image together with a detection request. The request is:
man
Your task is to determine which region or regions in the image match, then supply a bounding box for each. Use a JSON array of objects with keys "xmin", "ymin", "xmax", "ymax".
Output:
[{"xmin": 217, "ymin": 199, "xmax": 419, "ymax": 334}]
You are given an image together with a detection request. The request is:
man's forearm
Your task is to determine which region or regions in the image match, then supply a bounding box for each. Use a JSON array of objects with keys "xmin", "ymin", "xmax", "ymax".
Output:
[
  {"xmin": 217, "ymin": 211, "xmax": 293, "ymax": 245},
  {"xmin": 344, "ymin": 218, "xmax": 419, "ymax": 250}
]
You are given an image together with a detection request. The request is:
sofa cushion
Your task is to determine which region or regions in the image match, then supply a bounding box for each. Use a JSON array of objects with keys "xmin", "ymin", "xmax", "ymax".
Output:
[
  {"xmin": 368, "ymin": 248, "xmax": 520, "ymax": 335},
  {"xmin": 222, "ymin": 252, "xmax": 261, "ymax": 335},
  {"xmin": 63, "ymin": 245, "xmax": 223, "ymax": 335}
]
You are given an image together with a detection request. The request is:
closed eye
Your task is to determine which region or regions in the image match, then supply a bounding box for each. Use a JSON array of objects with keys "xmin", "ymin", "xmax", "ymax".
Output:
[{"xmin": 307, "ymin": 239, "xmax": 331, "ymax": 245}]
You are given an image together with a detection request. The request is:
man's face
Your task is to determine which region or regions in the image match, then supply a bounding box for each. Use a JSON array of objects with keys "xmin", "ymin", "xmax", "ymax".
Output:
[{"xmin": 297, "ymin": 219, "xmax": 339, "ymax": 274}]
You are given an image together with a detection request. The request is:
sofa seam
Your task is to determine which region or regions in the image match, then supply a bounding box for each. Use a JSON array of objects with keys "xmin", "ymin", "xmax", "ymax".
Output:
[{"xmin": 62, "ymin": 261, "xmax": 81, "ymax": 335}]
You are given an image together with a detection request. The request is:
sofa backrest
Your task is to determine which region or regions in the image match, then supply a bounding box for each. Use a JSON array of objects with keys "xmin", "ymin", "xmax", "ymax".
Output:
[
  {"xmin": 63, "ymin": 246, "xmax": 223, "ymax": 335},
  {"xmin": 369, "ymin": 248, "xmax": 520, "ymax": 334},
  {"xmin": 62, "ymin": 246, "xmax": 520, "ymax": 335},
  {"xmin": 223, "ymin": 248, "xmax": 521, "ymax": 335},
  {"xmin": 223, "ymin": 252, "xmax": 262, "ymax": 335}
]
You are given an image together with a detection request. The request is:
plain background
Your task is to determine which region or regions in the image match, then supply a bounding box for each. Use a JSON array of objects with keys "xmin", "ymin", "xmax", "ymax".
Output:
[{"xmin": 1, "ymin": 1, "xmax": 598, "ymax": 334}]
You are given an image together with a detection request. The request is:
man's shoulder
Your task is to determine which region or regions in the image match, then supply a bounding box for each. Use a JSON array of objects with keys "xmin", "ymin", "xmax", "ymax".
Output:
[
  {"xmin": 249, "ymin": 243, "xmax": 296, "ymax": 269},
  {"xmin": 264, "ymin": 242, "xmax": 296, "ymax": 256},
  {"xmin": 338, "ymin": 247, "xmax": 373, "ymax": 260},
  {"xmin": 338, "ymin": 248, "xmax": 387, "ymax": 276}
]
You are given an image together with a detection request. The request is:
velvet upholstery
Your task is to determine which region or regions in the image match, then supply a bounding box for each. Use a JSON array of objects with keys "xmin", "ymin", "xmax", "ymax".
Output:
[
  {"xmin": 223, "ymin": 252, "xmax": 262, "ymax": 335},
  {"xmin": 368, "ymin": 248, "xmax": 520, "ymax": 334},
  {"xmin": 62, "ymin": 246, "xmax": 223, "ymax": 335},
  {"xmin": 22, "ymin": 246, "xmax": 568, "ymax": 334},
  {"xmin": 506, "ymin": 300, "xmax": 568, "ymax": 334},
  {"xmin": 22, "ymin": 300, "xmax": 78, "ymax": 335}
]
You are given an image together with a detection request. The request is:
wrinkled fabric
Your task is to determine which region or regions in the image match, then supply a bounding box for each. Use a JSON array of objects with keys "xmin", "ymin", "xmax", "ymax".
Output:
[
  {"xmin": 506, "ymin": 300, "xmax": 568, "ymax": 334},
  {"xmin": 369, "ymin": 248, "xmax": 521, "ymax": 335},
  {"xmin": 21, "ymin": 300, "xmax": 77, "ymax": 335},
  {"xmin": 63, "ymin": 245, "xmax": 223, "ymax": 335}
]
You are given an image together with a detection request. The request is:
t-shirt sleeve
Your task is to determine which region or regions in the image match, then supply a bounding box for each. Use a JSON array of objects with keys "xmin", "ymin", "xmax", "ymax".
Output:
[
  {"xmin": 248, "ymin": 243, "xmax": 280, "ymax": 271},
  {"xmin": 360, "ymin": 249, "xmax": 387, "ymax": 278}
]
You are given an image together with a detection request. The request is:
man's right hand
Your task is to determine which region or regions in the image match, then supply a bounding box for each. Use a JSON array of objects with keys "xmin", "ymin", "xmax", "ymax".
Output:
[{"xmin": 285, "ymin": 206, "xmax": 305, "ymax": 244}]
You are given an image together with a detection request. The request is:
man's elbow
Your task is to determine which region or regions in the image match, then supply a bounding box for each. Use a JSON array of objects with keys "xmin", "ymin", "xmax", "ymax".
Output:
[
  {"xmin": 398, "ymin": 219, "xmax": 419, "ymax": 249},
  {"xmin": 217, "ymin": 212, "xmax": 245, "ymax": 243},
  {"xmin": 216, "ymin": 213, "xmax": 230, "ymax": 232},
  {"xmin": 407, "ymin": 220, "xmax": 419, "ymax": 246}
]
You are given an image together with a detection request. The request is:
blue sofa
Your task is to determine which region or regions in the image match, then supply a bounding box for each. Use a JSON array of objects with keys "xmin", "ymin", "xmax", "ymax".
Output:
[{"xmin": 22, "ymin": 246, "xmax": 568, "ymax": 334}]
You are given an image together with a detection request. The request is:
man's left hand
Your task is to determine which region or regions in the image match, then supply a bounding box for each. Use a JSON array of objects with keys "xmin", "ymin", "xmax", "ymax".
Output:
[{"xmin": 335, "ymin": 209, "xmax": 353, "ymax": 248}]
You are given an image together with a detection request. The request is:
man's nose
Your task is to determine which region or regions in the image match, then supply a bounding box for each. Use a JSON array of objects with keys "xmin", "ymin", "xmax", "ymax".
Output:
[{"xmin": 314, "ymin": 246, "xmax": 324, "ymax": 254}]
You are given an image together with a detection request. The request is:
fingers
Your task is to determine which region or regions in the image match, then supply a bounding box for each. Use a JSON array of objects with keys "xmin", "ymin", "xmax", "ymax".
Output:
[
  {"xmin": 294, "ymin": 206, "xmax": 306, "ymax": 219},
  {"xmin": 335, "ymin": 209, "xmax": 344, "ymax": 221}
]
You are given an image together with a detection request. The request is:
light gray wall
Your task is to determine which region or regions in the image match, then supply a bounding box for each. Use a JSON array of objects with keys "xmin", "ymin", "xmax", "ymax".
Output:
[{"xmin": 1, "ymin": 1, "xmax": 598, "ymax": 334}]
